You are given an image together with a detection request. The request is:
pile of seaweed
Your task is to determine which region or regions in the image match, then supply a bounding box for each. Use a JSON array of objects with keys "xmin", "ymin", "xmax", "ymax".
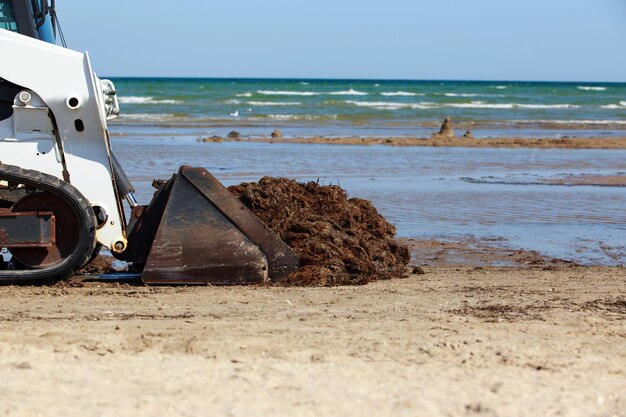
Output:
[
  {"xmin": 228, "ymin": 177, "xmax": 410, "ymax": 286},
  {"xmin": 79, "ymin": 255, "xmax": 115, "ymax": 275}
]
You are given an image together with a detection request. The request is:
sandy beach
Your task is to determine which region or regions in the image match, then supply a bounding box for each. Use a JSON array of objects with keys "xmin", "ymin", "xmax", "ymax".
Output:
[{"xmin": 0, "ymin": 262, "xmax": 624, "ymax": 417}]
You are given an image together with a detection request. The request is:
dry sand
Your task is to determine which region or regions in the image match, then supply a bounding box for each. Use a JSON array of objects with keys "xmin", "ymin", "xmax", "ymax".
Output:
[
  {"xmin": 199, "ymin": 135, "xmax": 626, "ymax": 149},
  {"xmin": 1, "ymin": 265, "xmax": 624, "ymax": 417}
]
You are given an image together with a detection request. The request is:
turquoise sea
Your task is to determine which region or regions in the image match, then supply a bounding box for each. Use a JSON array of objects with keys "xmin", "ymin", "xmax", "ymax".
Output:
[{"xmin": 108, "ymin": 78, "xmax": 626, "ymax": 138}]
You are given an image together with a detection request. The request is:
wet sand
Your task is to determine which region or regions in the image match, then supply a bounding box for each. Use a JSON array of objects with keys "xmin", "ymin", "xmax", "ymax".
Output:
[
  {"xmin": 0, "ymin": 265, "xmax": 624, "ymax": 417},
  {"xmin": 544, "ymin": 174, "xmax": 626, "ymax": 187},
  {"xmin": 199, "ymin": 135, "xmax": 626, "ymax": 149},
  {"xmin": 402, "ymin": 238, "xmax": 582, "ymax": 268}
]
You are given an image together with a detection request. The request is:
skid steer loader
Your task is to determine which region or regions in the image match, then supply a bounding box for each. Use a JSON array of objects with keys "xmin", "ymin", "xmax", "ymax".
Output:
[{"xmin": 0, "ymin": 0, "xmax": 299, "ymax": 284}]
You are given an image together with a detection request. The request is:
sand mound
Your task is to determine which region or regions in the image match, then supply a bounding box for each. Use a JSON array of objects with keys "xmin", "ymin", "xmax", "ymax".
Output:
[
  {"xmin": 228, "ymin": 177, "xmax": 410, "ymax": 286},
  {"xmin": 434, "ymin": 117, "xmax": 456, "ymax": 138}
]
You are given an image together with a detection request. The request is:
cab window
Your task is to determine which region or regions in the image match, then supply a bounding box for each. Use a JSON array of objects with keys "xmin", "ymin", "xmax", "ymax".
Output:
[{"xmin": 0, "ymin": 0, "xmax": 18, "ymax": 32}]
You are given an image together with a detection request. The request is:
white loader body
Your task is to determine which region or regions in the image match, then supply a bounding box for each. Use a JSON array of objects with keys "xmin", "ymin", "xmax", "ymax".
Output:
[{"xmin": 0, "ymin": 28, "xmax": 126, "ymax": 252}]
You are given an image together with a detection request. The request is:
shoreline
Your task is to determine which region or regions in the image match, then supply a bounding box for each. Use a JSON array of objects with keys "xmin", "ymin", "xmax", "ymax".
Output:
[
  {"xmin": 88, "ymin": 235, "xmax": 624, "ymax": 276},
  {"xmin": 198, "ymin": 134, "xmax": 626, "ymax": 149}
]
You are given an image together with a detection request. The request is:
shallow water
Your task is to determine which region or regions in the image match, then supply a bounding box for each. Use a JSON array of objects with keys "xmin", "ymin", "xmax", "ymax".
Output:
[{"xmin": 113, "ymin": 135, "xmax": 626, "ymax": 265}]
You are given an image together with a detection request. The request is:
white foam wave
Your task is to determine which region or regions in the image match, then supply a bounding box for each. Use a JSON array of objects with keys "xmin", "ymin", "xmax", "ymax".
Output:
[
  {"xmin": 345, "ymin": 100, "xmax": 434, "ymax": 110},
  {"xmin": 380, "ymin": 91, "xmax": 421, "ymax": 97},
  {"xmin": 444, "ymin": 93, "xmax": 480, "ymax": 97},
  {"xmin": 451, "ymin": 102, "xmax": 579, "ymax": 109},
  {"xmin": 266, "ymin": 114, "xmax": 338, "ymax": 120},
  {"xmin": 345, "ymin": 100, "xmax": 579, "ymax": 110},
  {"xmin": 247, "ymin": 101, "xmax": 302, "ymax": 106},
  {"xmin": 447, "ymin": 102, "xmax": 514, "ymax": 109},
  {"xmin": 118, "ymin": 96, "xmax": 182, "ymax": 105},
  {"xmin": 443, "ymin": 93, "xmax": 507, "ymax": 98},
  {"xmin": 492, "ymin": 86, "xmax": 508, "ymax": 89},
  {"xmin": 225, "ymin": 99, "xmax": 241, "ymax": 105},
  {"xmin": 522, "ymin": 119, "xmax": 626, "ymax": 125},
  {"xmin": 117, "ymin": 113, "xmax": 178, "ymax": 121},
  {"xmin": 328, "ymin": 89, "xmax": 368, "ymax": 96},
  {"xmin": 521, "ymin": 104, "xmax": 579, "ymax": 109},
  {"xmin": 258, "ymin": 89, "xmax": 370, "ymax": 96},
  {"xmin": 599, "ymin": 100, "xmax": 626, "ymax": 109},
  {"xmin": 577, "ymin": 86, "xmax": 607, "ymax": 91},
  {"xmin": 257, "ymin": 90, "xmax": 319, "ymax": 96},
  {"xmin": 236, "ymin": 92, "xmax": 253, "ymax": 97}
]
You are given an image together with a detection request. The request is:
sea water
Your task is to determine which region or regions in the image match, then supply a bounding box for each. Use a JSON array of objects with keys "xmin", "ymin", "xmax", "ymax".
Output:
[
  {"xmin": 113, "ymin": 136, "xmax": 626, "ymax": 265},
  {"xmin": 108, "ymin": 78, "xmax": 626, "ymax": 138}
]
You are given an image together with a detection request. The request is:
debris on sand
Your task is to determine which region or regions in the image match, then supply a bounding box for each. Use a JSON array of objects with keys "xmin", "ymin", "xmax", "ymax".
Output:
[
  {"xmin": 197, "ymin": 135, "xmax": 224, "ymax": 143},
  {"xmin": 411, "ymin": 266, "xmax": 426, "ymax": 275},
  {"xmin": 79, "ymin": 255, "xmax": 115, "ymax": 275},
  {"xmin": 227, "ymin": 131, "xmax": 241, "ymax": 139},
  {"xmin": 433, "ymin": 117, "xmax": 456, "ymax": 138},
  {"xmin": 582, "ymin": 298, "xmax": 626, "ymax": 314},
  {"xmin": 271, "ymin": 129, "xmax": 283, "ymax": 139},
  {"xmin": 463, "ymin": 129, "xmax": 474, "ymax": 139},
  {"xmin": 228, "ymin": 177, "xmax": 410, "ymax": 286},
  {"xmin": 451, "ymin": 303, "xmax": 551, "ymax": 322}
]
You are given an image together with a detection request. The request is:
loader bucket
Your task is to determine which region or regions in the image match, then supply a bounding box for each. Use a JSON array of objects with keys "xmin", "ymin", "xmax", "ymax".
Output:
[{"xmin": 125, "ymin": 166, "xmax": 299, "ymax": 285}]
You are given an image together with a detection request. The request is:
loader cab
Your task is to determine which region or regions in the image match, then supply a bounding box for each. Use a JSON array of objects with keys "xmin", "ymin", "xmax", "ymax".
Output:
[{"xmin": 0, "ymin": 0, "xmax": 58, "ymax": 44}]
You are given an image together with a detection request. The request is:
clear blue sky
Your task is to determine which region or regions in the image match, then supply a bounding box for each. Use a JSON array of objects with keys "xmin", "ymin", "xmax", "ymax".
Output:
[{"xmin": 57, "ymin": 0, "xmax": 626, "ymax": 82}]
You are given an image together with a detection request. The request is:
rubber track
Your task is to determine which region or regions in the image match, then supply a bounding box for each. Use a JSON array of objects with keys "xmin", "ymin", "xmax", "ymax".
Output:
[{"xmin": 0, "ymin": 163, "xmax": 97, "ymax": 284}]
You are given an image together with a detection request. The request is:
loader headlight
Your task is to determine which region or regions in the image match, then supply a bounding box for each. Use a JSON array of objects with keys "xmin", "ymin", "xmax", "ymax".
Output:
[{"xmin": 99, "ymin": 79, "xmax": 120, "ymax": 120}]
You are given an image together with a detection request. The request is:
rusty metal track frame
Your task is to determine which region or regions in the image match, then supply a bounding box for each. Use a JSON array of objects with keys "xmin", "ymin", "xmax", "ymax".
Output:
[{"xmin": 0, "ymin": 209, "xmax": 55, "ymax": 247}]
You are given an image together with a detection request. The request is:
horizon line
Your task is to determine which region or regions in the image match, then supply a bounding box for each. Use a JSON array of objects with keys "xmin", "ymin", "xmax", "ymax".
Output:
[{"xmin": 102, "ymin": 76, "xmax": 626, "ymax": 84}]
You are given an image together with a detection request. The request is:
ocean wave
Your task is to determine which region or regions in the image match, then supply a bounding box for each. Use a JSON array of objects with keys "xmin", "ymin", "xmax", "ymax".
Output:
[
  {"xmin": 328, "ymin": 89, "xmax": 368, "ymax": 96},
  {"xmin": 257, "ymin": 90, "xmax": 319, "ymax": 96},
  {"xmin": 118, "ymin": 96, "xmax": 182, "ymax": 105},
  {"xmin": 225, "ymin": 99, "xmax": 241, "ymax": 105},
  {"xmin": 521, "ymin": 119, "xmax": 626, "ymax": 125},
  {"xmin": 492, "ymin": 86, "xmax": 508, "ymax": 90},
  {"xmin": 449, "ymin": 102, "xmax": 579, "ymax": 109},
  {"xmin": 345, "ymin": 101, "xmax": 433, "ymax": 110},
  {"xmin": 236, "ymin": 92, "xmax": 253, "ymax": 97},
  {"xmin": 601, "ymin": 104, "xmax": 622, "ymax": 109},
  {"xmin": 117, "ymin": 113, "xmax": 179, "ymax": 121},
  {"xmin": 444, "ymin": 93, "xmax": 480, "ymax": 97},
  {"xmin": 265, "ymin": 114, "xmax": 338, "ymax": 120},
  {"xmin": 621, "ymin": 101, "xmax": 626, "ymax": 107},
  {"xmin": 247, "ymin": 101, "xmax": 302, "ymax": 106},
  {"xmin": 447, "ymin": 102, "xmax": 514, "ymax": 109},
  {"xmin": 516, "ymin": 103, "xmax": 579, "ymax": 109},
  {"xmin": 380, "ymin": 91, "xmax": 421, "ymax": 96},
  {"xmin": 577, "ymin": 86, "xmax": 607, "ymax": 91},
  {"xmin": 345, "ymin": 100, "xmax": 579, "ymax": 110},
  {"xmin": 257, "ymin": 89, "xmax": 372, "ymax": 97}
]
